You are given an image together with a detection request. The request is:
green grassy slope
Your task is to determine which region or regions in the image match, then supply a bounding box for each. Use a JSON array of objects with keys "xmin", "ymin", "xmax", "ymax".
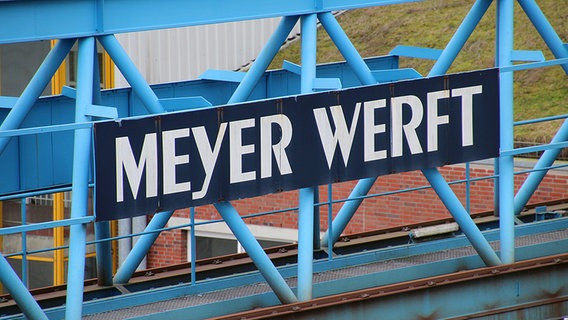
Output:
[{"xmin": 269, "ymin": 0, "xmax": 568, "ymax": 143}]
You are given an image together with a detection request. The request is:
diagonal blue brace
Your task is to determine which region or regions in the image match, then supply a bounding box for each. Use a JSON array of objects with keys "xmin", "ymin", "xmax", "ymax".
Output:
[
  {"xmin": 214, "ymin": 202, "xmax": 298, "ymax": 304},
  {"xmin": 517, "ymin": 0, "xmax": 568, "ymax": 74},
  {"xmin": 99, "ymin": 34, "xmax": 178, "ymax": 285},
  {"xmin": 423, "ymin": 0, "xmax": 503, "ymax": 266},
  {"xmin": 66, "ymin": 36, "xmax": 96, "ymax": 320},
  {"xmin": 0, "ymin": 38, "xmax": 75, "ymax": 156},
  {"xmin": 210, "ymin": 16, "xmax": 300, "ymax": 303},
  {"xmin": 514, "ymin": 119, "xmax": 568, "ymax": 214},
  {"xmin": 318, "ymin": 11, "xmax": 378, "ymax": 246},
  {"xmin": 0, "ymin": 254, "xmax": 48, "ymax": 320},
  {"xmin": 228, "ymin": 15, "xmax": 299, "ymax": 104},
  {"xmin": 98, "ymin": 34, "xmax": 165, "ymax": 114},
  {"xmin": 422, "ymin": 168, "xmax": 502, "ymax": 266},
  {"xmin": 429, "ymin": 0, "xmax": 493, "ymax": 76}
]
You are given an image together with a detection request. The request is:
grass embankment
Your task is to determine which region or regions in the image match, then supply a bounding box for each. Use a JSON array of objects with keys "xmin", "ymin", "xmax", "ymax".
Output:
[{"xmin": 269, "ymin": 0, "xmax": 568, "ymax": 144}]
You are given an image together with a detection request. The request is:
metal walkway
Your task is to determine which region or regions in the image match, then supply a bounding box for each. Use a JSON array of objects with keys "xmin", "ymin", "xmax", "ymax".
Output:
[{"xmin": 81, "ymin": 218, "xmax": 568, "ymax": 319}]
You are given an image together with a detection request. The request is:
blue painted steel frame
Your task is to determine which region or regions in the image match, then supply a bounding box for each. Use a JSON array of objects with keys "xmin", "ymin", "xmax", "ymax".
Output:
[
  {"xmin": 298, "ymin": 14, "xmax": 318, "ymax": 302},
  {"xmin": 497, "ymin": 0, "xmax": 516, "ymax": 265},
  {"xmin": 1, "ymin": 0, "xmax": 567, "ymax": 318},
  {"xmin": 0, "ymin": 0, "xmax": 420, "ymax": 45},
  {"xmin": 66, "ymin": 36, "xmax": 96, "ymax": 319}
]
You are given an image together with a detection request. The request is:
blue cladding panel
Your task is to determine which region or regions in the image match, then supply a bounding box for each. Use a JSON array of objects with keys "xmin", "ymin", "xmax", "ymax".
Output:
[{"xmin": 0, "ymin": 56, "xmax": 398, "ymax": 197}]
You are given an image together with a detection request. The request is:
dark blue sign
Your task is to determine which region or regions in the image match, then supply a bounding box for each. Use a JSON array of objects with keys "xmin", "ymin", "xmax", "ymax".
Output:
[{"xmin": 94, "ymin": 69, "xmax": 499, "ymax": 221}]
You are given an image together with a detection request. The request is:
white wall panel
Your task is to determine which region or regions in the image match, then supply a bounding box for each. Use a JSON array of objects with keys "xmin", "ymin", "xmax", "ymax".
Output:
[{"xmin": 115, "ymin": 18, "xmax": 299, "ymax": 87}]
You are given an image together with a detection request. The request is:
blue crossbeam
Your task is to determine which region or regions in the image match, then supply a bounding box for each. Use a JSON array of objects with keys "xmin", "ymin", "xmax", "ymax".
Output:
[{"xmin": 0, "ymin": 0, "xmax": 420, "ymax": 44}]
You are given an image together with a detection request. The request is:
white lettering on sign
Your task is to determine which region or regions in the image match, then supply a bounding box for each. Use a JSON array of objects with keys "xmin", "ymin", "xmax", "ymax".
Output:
[
  {"xmin": 114, "ymin": 115, "xmax": 295, "ymax": 202},
  {"xmin": 116, "ymin": 133, "xmax": 158, "ymax": 202},
  {"xmin": 113, "ymin": 84, "xmax": 485, "ymax": 204},
  {"xmin": 363, "ymin": 99, "xmax": 387, "ymax": 162},
  {"xmin": 452, "ymin": 85, "xmax": 482, "ymax": 147},
  {"xmin": 260, "ymin": 114, "xmax": 293, "ymax": 179},
  {"xmin": 391, "ymin": 95, "xmax": 424, "ymax": 157},
  {"xmin": 192, "ymin": 123, "xmax": 227, "ymax": 200},
  {"xmin": 162, "ymin": 128, "xmax": 191, "ymax": 195},
  {"xmin": 313, "ymin": 103, "xmax": 361, "ymax": 169}
]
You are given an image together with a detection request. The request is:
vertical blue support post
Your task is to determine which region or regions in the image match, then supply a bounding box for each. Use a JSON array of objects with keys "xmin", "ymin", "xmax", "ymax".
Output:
[
  {"xmin": 0, "ymin": 38, "xmax": 75, "ymax": 155},
  {"xmin": 0, "ymin": 255, "xmax": 47, "ymax": 320},
  {"xmin": 318, "ymin": 12, "xmax": 378, "ymax": 247},
  {"xmin": 190, "ymin": 208, "xmax": 196, "ymax": 285},
  {"xmin": 422, "ymin": 168, "xmax": 502, "ymax": 266},
  {"xmin": 514, "ymin": 120, "xmax": 568, "ymax": 214},
  {"xmin": 494, "ymin": 159, "xmax": 500, "ymax": 216},
  {"xmin": 99, "ymin": 34, "xmax": 177, "ymax": 284},
  {"xmin": 228, "ymin": 15, "xmax": 299, "ymax": 104},
  {"xmin": 517, "ymin": 0, "xmax": 568, "ymax": 73},
  {"xmin": 297, "ymin": 13, "xmax": 317, "ymax": 302},
  {"xmin": 466, "ymin": 162, "xmax": 471, "ymax": 213},
  {"xmin": 66, "ymin": 37, "xmax": 95, "ymax": 320},
  {"xmin": 214, "ymin": 202, "xmax": 298, "ymax": 304},
  {"xmin": 327, "ymin": 183, "xmax": 333, "ymax": 261},
  {"xmin": 497, "ymin": 0, "xmax": 515, "ymax": 264},
  {"xmin": 313, "ymin": 187, "xmax": 321, "ymax": 250},
  {"xmin": 95, "ymin": 221, "xmax": 113, "ymax": 286},
  {"xmin": 92, "ymin": 42, "xmax": 114, "ymax": 287},
  {"xmin": 20, "ymin": 199, "xmax": 27, "ymax": 288}
]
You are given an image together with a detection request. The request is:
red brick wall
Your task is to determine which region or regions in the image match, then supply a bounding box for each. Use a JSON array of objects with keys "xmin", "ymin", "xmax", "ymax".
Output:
[{"xmin": 146, "ymin": 163, "xmax": 568, "ymax": 268}]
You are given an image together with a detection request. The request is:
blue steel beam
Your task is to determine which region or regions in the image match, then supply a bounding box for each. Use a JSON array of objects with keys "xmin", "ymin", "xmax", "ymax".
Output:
[
  {"xmin": 66, "ymin": 36, "xmax": 96, "ymax": 320},
  {"xmin": 297, "ymin": 14, "xmax": 318, "ymax": 302},
  {"xmin": 514, "ymin": 120, "xmax": 568, "ymax": 214},
  {"xmin": 497, "ymin": 0, "xmax": 515, "ymax": 264},
  {"xmin": 98, "ymin": 35, "xmax": 165, "ymax": 115},
  {"xmin": 99, "ymin": 33, "xmax": 178, "ymax": 285},
  {"xmin": 0, "ymin": 0, "xmax": 420, "ymax": 45},
  {"xmin": 517, "ymin": 0, "xmax": 568, "ymax": 74},
  {"xmin": 227, "ymin": 16, "xmax": 299, "ymax": 104},
  {"xmin": 423, "ymin": 0, "xmax": 502, "ymax": 266},
  {"xmin": 213, "ymin": 15, "xmax": 301, "ymax": 303},
  {"xmin": 113, "ymin": 212, "xmax": 174, "ymax": 284},
  {"xmin": 214, "ymin": 202, "xmax": 298, "ymax": 304},
  {"xmin": 422, "ymin": 168, "xmax": 501, "ymax": 266},
  {"xmin": 428, "ymin": 0, "xmax": 492, "ymax": 77},
  {"xmin": 92, "ymin": 44, "xmax": 114, "ymax": 287},
  {"xmin": 0, "ymin": 255, "xmax": 48, "ymax": 320}
]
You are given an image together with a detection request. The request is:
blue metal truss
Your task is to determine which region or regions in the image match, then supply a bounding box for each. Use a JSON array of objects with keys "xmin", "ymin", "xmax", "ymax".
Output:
[{"xmin": 0, "ymin": 0, "xmax": 567, "ymax": 318}]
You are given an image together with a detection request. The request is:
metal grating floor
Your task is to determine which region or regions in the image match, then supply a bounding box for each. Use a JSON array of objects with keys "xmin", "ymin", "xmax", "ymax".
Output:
[{"xmin": 83, "ymin": 229, "xmax": 568, "ymax": 319}]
